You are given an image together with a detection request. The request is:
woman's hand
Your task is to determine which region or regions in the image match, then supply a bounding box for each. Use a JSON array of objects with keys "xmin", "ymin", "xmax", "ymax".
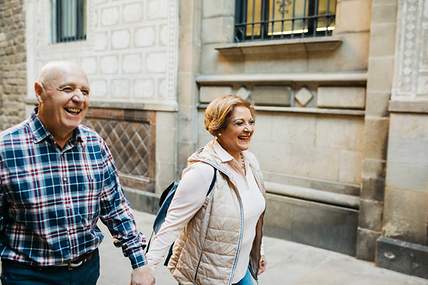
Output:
[{"xmin": 258, "ymin": 255, "xmax": 267, "ymax": 275}]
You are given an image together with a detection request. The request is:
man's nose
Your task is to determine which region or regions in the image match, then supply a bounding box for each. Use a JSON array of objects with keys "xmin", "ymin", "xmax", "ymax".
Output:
[{"xmin": 71, "ymin": 91, "xmax": 84, "ymax": 102}]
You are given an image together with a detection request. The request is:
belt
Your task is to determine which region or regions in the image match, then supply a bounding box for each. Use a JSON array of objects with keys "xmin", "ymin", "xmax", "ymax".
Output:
[{"xmin": 2, "ymin": 249, "xmax": 98, "ymax": 271}]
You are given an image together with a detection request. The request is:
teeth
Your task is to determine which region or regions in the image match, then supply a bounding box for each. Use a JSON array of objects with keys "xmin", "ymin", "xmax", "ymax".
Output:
[{"xmin": 65, "ymin": 107, "xmax": 81, "ymax": 114}]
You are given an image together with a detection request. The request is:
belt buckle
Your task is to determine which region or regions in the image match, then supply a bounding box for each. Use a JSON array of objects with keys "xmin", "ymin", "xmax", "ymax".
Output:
[{"xmin": 67, "ymin": 260, "xmax": 84, "ymax": 270}]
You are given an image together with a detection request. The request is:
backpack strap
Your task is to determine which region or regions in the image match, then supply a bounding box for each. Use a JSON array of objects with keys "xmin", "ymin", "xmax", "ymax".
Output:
[{"xmin": 206, "ymin": 166, "xmax": 217, "ymax": 196}]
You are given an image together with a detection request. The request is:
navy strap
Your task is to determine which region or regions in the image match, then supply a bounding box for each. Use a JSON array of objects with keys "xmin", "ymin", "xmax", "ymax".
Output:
[{"xmin": 207, "ymin": 166, "xmax": 217, "ymax": 196}]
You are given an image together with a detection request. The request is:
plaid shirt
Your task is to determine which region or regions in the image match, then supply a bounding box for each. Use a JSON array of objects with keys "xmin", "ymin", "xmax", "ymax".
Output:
[{"xmin": 0, "ymin": 112, "xmax": 146, "ymax": 268}]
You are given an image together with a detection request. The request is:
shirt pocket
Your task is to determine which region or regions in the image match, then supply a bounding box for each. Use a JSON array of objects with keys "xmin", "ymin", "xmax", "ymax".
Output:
[{"xmin": 71, "ymin": 172, "xmax": 102, "ymax": 226}]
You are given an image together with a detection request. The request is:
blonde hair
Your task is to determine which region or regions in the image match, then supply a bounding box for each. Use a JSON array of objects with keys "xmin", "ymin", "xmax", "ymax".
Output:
[{"xmin": 204, "ymin": 95, "xmax": 255, "ymax": 136}]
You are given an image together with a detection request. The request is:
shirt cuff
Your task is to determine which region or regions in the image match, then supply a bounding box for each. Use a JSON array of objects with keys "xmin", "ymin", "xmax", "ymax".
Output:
[{"xmin": 129, "ymin": 249, "xmax": 146, "ymax": 269}]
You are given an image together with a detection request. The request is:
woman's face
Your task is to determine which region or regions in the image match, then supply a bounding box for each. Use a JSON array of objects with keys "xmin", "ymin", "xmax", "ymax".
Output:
[{"xmin": 218, "ymin": 106, "xmax": 255, "ymax": 158}]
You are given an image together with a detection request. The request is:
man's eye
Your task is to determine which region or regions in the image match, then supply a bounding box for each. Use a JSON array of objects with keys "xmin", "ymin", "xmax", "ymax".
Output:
[
  {"xmin": 249, "ymin": 120, "xmax": 255, "ymax": 125},
  {"xmin": 235, "ymin": 121, "xmax": 243, "ymax": 126},
  {"xmin": 60, "ymin": 87, "xmax": 73, "ymax": 93},
  {"xmin": 81, "ymin": 90, "xmax": 90, "ymax": 96}
]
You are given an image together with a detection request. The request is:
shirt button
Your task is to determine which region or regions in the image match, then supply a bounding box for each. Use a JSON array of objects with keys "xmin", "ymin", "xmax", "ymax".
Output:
[{"xmin": 63, "ymin": 177, "xmax": 68, "ymax": 182}]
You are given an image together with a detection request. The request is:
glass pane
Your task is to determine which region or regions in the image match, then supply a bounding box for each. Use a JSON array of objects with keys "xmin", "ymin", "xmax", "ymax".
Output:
[
  {"xmin": 268, "ymin": 0, "xmax": 309, "ymax": 35},
  {"xmin": 60, "ymin": 0, "xmax": 77, "ymax": 39},
  {"xmin": 317, "ymin": 0, "xmax": 336, "ymax": 31},
  {"xmin": 82, "ymin": 0, "xmax": 87, "ymax": 38},
  {"xmin": 246, "ymin": 0, "xmax": 262, "ymax": 37}
]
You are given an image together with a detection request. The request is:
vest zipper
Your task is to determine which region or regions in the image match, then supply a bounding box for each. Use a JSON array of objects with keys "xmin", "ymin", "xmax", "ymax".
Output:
[
  {"xmin": 194, "ymin": 178, "xmax": 216, "ymax": 283},
  {"xmin": 194, "ymin": 248, "xmax": 204, "ymax": 281},
  {"xmin": 227, "ymin": 189, "xmax": 244, "ymax": 285}
]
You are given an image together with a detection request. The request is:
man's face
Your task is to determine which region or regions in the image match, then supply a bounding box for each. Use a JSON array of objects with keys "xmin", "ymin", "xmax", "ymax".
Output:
[{"xmin": 37, "ymin": 65, "xmax": 90, "ymax": 143}]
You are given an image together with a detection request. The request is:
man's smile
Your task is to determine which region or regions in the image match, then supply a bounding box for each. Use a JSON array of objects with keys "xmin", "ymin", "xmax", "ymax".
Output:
[{"xmin": 64, "ymin": 107, "xmax": 82, "ymax": 115}]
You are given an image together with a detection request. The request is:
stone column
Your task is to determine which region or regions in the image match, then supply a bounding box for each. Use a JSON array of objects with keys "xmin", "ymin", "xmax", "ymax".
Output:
[
  {"xmin": 176, "ymin": 0, "xmax": 203, "ymax": 171},
  {"xmin": 375, "ymin": 0, "xmax": 428, "ymax": 279},
  {"xmin": 0, "ymin": 0, "xmax": 27, "ymax": 130},
  {"xmin": 356, "ymin": 0, "xmax": 398, "ymax": 260}
]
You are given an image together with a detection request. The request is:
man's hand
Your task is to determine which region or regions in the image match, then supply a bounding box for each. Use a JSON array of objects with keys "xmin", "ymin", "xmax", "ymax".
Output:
[
  {"xmin": 130, "ymin": 266, "xmax": 156, "ymax": 285},
  {"xmin": 258, "ymin": 255, "xmax": 267, "ymax": 275}
]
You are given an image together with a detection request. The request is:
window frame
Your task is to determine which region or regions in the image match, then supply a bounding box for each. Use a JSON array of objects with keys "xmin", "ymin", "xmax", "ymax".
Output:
[
  {"xmin": 52, "ymin": 0, "xmax": 87, "ymax": 43},
  {"xmin": 234, "ymin": 0, "xmax": 336, "ymax": 42}
]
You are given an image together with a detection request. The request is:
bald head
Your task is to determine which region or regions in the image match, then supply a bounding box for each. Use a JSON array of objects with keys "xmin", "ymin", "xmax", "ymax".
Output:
[{"xmin": 38, "ymin": 61, "xmax": 88, "ymax": 88}]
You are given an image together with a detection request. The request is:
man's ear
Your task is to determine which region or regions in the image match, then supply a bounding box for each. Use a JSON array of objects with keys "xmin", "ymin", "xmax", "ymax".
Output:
[{"xmin": 34, "ymin": 81, "xmax": 44, "ymax": 102}]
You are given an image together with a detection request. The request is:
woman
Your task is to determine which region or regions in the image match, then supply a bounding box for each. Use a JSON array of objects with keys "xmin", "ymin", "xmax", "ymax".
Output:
[{"xmin": 146, "ymin": 95, "xmax": 266, "ymax": 285}]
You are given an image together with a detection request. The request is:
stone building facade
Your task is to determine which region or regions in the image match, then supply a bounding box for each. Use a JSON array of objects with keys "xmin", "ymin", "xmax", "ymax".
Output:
[
  {"xmin": 0, "ymin": 0, "xmax": 426, "ymax": 279},
  {"xmin": 375, "ymin": 0, "xmax": 428, "ymax": 278},
  {"xmin": 178, "ymin": 0, "xmax": 427, "ymax": 278},
  {"xmin": 24, "ymin": 0, "xmax": 179, "ymax": 195},
  {"xmin": 0, "ymin": 0, "xmax": 27, "ymax": 130}
]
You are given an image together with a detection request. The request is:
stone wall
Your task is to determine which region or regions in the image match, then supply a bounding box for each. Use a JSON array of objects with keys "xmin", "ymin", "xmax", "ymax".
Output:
[
  {"xmin": 388, "ymin": 0, "xmax": 428, "ymax": 242},
  {"xmin": 199, "ymin": 86, "xmax": 366, "ymax": 188},
  {"xmin": 375, "ymin": 0, "xmax": 428, "ymax": 278},
  {"xmin": 392, "ymin": 0, "xmax": 428, "ymax": 99},
  {"xmin": 199, "ymin": 0, "xmax": 370, "ymax": 74},
  {"xmin": 356, "ymin": 0, "xmax": 398, "ymax": 261},
  {"xmin": 0, "ymin": 0, "xmax": 27, "ymax": 130},
  {"xmin": 25, "ymin": 0, "xmax": 178, "ymax": 104},
  {"xmin": 25, "ymin": 0, "xmax": 180, "ymax": 193},
  {"xmin": 191, "ymin": 0, "xmax": 371, "ymax": 189}
]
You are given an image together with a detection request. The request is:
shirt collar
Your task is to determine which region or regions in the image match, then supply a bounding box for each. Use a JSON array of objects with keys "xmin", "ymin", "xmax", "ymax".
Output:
[
  {"xmin": 212, "ymin": 139, "xmax": 235, "ymax": 163},
  {"xmin": 29, "ymin": 109, "xmax": 85, "ymax": 145}
]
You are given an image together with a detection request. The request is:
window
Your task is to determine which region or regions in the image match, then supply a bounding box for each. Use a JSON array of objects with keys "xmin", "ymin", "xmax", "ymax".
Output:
[
  {"xmin": 234, "ymin": 0, "xmax": 336, "ymax": 42},
  {"xmin": 52, "ymin": 0, "xmax": 86, "ymax": 43}
]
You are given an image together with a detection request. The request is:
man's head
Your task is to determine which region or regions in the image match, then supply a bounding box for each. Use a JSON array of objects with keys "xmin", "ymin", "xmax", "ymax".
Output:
[{"xmin": 34, "ymin": 61, "xmax": 90, "ymax": 146}]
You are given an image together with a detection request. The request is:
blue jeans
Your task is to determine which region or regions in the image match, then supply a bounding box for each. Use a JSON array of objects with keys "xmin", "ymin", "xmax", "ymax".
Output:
[
  {"xmin": 1, "ymin": 251, "xmax": 100, "ymax": 285},
  {"xmin": 233, "ymin": 268, "xmax": 256, "ymax": 285}
]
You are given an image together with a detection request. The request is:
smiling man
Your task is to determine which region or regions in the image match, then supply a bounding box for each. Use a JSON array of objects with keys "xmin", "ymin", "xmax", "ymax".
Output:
[{"xmin": 0, "ymin": 61, "xmax": 155, "ymax": 285}]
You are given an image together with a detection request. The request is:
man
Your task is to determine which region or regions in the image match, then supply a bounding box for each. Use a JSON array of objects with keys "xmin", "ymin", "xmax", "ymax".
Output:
[{"xmin": 0, "ymin": 61, "xmax": 155, "ymax": 285}]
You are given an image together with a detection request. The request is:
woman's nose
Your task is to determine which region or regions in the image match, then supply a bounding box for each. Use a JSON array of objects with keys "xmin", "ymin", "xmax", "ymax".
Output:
[{"xmin": 243, "ymin": 125, "xmax": 253, "ymax": 132}]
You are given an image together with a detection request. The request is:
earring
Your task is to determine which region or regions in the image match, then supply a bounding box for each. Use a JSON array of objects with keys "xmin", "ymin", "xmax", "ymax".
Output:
[{"xmin": 217, "ymin": 133, "xmax": 222, "ymax": 137}]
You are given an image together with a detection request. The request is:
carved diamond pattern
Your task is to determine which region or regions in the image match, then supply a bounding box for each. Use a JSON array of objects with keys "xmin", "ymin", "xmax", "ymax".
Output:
[
  {"xmin": 295, "ymin": 87, "xmax": 313, "ymax": 107},
  {"xmin": 84, "ymin": 119, "xmax": 152, "ymax": 178}
]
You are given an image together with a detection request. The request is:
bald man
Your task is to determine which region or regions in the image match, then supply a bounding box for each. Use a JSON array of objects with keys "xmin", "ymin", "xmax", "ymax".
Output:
[{"xmin": 0, "ymin": 62, "xmax": 155, "ymax": 285}]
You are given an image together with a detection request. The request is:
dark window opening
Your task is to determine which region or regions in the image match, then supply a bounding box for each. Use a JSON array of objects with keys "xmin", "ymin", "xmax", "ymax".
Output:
[
  {"xmin": 52, "ymin": 0, "xmax": 86, "ymax": 43},
  {"xmin": 235, "ymin": 0, "xmax": 336, "ymax": 42}
]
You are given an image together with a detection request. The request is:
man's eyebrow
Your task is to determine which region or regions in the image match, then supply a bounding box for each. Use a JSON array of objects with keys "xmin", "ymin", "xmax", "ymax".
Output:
[
  {"xmin": 58, "ymin": 83, "xmax": 89, "ymax": 90},
  {"xmin": 58, "ymin": 83, "xmax": 75, "ymax": 88}
]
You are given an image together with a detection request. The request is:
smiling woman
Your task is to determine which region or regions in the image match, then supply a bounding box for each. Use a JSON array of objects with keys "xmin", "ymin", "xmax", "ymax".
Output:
[
  {"xmin": 146, "ymin": 95, "xmax": 267, "ymax": 285},
  {"xmin": 205, "ymin": 95, "xmax": 256, "ymax": 174}
]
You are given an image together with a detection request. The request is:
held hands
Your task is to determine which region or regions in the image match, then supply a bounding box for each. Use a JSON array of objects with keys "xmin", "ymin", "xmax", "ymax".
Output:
[
  {"xmin": 130, "ymin": 266, "xmax": 156, "ymax": 285},
  {"xmin": 258, "ymin": 255, "xmax": 267, "ymax": 275}
]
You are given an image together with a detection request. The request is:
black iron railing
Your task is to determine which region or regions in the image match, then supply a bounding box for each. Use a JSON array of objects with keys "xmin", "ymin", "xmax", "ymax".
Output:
[
  {"xmin": 235, "ymin": 0, "xmax": 336, "ymax": 42},
  {"xmin": 54, "ymin": 0, "xmax": 86, "ymax": 43}
]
